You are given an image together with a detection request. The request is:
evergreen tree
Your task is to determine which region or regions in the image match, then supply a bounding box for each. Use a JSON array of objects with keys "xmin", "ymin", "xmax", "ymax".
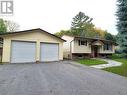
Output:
[
  {"xmin": 71, "ymin": 12, "xmax": 94, "ymax": 37},
  {"xmin": 55, "ymin": 12, "xmax": 109, "ymax": 39},
  {"xmin": 116, "ymin": 0, "xmax": 127, "ymax": 54}
]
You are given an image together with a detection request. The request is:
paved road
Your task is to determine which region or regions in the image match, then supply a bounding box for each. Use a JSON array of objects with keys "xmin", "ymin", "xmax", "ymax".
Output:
[{"xmin": 0, "ymin": 61, "xmax": 127, "ymax": 95}]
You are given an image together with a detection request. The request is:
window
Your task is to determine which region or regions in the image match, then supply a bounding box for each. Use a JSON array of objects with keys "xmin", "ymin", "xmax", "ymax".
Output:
[
  {"xmin": 78, "ymin": 40, "xmax": 80, "ymax": 46},
  {"xmin": 78, "ymin": 40, "xmax": 87, "ymax": 46},
  {"xmin": 104, "ymin": 43, "xmax": 112, "ymax": 51}
]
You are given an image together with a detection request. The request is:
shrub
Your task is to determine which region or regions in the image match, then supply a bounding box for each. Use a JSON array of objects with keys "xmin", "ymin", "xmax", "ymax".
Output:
[{"xmin": 107, "ymin": 53, "xmax": 127, "ymax": 59}]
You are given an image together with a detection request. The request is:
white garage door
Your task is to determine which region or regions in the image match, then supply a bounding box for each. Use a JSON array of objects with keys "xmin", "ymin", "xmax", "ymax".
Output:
[
  {"xmin": 11, "ymin": 41, "xmax": 36, "ymax": 63},
  {"xmin": 41, "ymin": 43, "xmax": 59, "ymax": 61}
]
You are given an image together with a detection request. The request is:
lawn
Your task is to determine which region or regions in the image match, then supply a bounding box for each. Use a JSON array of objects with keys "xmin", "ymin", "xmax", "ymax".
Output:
[
  {"xmin": 77, "ymin": 58, "xmax": 107, "ymax": 66},
  {"xmin": 103, "ymin": 58, "xmax": 127, "ymax": 77}
]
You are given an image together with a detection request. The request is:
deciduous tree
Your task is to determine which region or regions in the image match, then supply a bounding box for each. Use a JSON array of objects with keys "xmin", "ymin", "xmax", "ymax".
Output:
[
  {"xmin": 5, "ymin": 20, "xmax": 19, "ymax": 32},
  {"xmin": 0, "ymin": 19, "xmax": 7, "ymax": 33}
]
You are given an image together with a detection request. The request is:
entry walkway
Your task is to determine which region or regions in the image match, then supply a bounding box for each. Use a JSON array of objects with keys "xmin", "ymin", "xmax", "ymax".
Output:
[{"xmin": 90, "ymin": 59, "xmax": 122, "ymax": 69}]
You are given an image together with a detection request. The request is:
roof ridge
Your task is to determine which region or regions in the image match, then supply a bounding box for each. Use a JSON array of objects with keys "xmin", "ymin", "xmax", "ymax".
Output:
[{"xmin": 0, "ymin": 28, "xmax": 66, "ymax": 42}]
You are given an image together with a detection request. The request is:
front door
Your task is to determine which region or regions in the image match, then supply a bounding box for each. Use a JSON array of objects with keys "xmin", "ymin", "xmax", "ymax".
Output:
[
  {"xmin": 94, "ymin": 46, "xmax": 98, "ymax": 57},
  {"xmin": 92, "ymin": 46, "xmax": 98, "ymax": 57}
]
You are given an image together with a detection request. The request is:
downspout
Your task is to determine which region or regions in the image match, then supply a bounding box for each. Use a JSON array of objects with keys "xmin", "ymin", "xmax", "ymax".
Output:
[{"xmin": 70, "ymin": 40, "xmax": 74, "ymax": 59}]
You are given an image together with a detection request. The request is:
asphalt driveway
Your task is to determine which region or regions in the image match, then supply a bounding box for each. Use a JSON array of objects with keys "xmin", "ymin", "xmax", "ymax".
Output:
[{"xmin": 0, "ymin": 61, "xmax": 127, "ymax": 95}]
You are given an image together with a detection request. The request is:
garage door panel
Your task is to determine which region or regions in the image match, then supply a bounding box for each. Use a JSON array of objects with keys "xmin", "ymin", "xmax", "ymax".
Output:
[
  {"xmin": 41, "ymin": 43, "xmax": 59, "ymax": 61},
  {"xmin": 11, "ymin": 41, "xmax": 36, "ymax": 63}
]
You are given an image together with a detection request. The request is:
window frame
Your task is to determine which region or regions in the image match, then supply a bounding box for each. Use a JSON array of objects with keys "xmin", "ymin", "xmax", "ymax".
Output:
[
  {"xmin": 78, "ymin": 40, "xmax": 87, "ymax": 46},
  {"xmin": 104, "ymin": 43, "xmax": 112, "ymax": 51}
]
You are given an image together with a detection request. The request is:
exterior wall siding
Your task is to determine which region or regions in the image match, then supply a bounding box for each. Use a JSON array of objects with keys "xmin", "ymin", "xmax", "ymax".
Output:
[
  {"xmin": 99, "ymin": 45, "xmax": 115, "ymax": 54},
  {"xmin": 62, "ymin": 35, "xmax": 116, "ymax": 59},
  {"xmin": 73, "ymin": 40, "xmax": 91, "ymax": 53},
  {"xmin": 2, "ymin": 31, "xmax": 64, "ymax": 63}
]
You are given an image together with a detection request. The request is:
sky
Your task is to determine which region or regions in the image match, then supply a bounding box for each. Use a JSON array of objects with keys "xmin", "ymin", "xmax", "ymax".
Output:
[{"xmin": 1, "ymin": 0, "xmax": 118, "ymax": 35}]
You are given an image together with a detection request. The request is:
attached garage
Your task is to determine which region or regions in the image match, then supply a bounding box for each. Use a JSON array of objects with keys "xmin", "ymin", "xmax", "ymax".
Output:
[
  {"xmin": 0, "ymin": 28, "xmax": 65, "ymax": 63},
  {"xmin": 11, "ymin": 41, "xmax": 36, "ymax": 63},
  {"xmin": 41, "ymin": 43, "xmax": 59, "ymax": 61}
]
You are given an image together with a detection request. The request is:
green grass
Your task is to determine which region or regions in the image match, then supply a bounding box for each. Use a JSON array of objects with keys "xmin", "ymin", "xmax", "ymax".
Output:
[
  {"xmin": 77, "ymin": 58, "xmax": 107, "ymax": 66},
  {"xmin": 103, "ymin": 58, "xmax": 127, "ymax": 77}
]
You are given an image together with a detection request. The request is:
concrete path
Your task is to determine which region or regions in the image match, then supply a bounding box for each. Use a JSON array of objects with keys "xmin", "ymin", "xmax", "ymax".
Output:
[
  {"xmin": 0, "ymin": 61, "xmax": 127, "ymax": 95},
  {"xmin": 90, "ymin": 59, "xmax": 122, "ymax": 69}
]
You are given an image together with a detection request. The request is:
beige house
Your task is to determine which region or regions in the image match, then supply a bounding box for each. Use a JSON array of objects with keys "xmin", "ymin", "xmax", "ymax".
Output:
[
  {"xmin": 62, "ymin": 35, "xmax": 117, "ymax": 59},
  {"xmin": 0, "ymin": 28, "xmax": 65, "ymax": 63}
]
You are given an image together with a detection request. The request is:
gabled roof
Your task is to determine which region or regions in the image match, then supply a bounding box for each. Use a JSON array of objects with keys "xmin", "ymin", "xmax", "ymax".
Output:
[{"xmin": 0, "ymin": 28, "xmax": 66, "ymax": 42}]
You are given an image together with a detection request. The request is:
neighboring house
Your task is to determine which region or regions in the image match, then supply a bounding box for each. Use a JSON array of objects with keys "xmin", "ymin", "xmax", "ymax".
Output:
[
  {"xmin": 0, "ymin": 28, "xmax": 65, "ymax": 63},
  {"xmin": 62, "ymin": 35, "xmax": 117, "ymax": 59}
]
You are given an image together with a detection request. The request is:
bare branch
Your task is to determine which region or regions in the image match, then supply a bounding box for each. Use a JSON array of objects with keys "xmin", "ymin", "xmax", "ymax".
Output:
[{"xmin": 5, "ymin": 20, "xmax": 20, "ymax": 32}]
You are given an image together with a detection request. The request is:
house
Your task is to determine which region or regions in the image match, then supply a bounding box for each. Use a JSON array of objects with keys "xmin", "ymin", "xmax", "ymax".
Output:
[
  {"xmin": 62, "ymin": 35, "xmax": 117, "ymax": 59},
  {"xmin": 0, "ymin": 28, "xmax": 65, "ymax": 63}
]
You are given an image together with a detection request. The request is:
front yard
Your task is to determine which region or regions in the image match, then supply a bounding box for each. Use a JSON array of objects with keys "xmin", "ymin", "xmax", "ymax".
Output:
[
  {"xmin": 77, "ymin": 58, "xmax": 127, "ymax": 77},
  {"xmin": 103, "ymin": 58, "xmax": 127, "ymax": 77},
  {"xmin": 77, "ymin": 58, "xmax": 107, "ymax": 66}
]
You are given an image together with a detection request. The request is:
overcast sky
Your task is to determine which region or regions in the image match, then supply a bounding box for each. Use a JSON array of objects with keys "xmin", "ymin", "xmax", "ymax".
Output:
[{"xmin": 1, "ymin": 0, "xmax": 117, "ymax": 35}]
